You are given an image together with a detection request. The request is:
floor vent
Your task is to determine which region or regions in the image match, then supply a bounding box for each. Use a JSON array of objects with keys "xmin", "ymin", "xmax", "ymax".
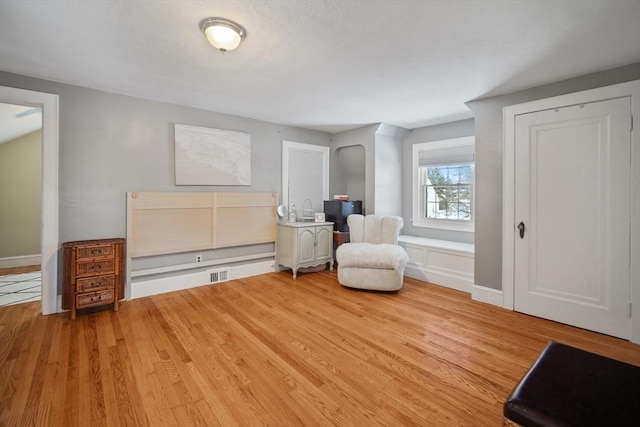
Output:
[{"xmin": 210, "ymin": 270, "xmax": 228, "ymax": 283}]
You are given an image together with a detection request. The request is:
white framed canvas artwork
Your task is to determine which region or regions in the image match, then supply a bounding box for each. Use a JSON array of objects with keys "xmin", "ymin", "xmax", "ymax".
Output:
[{"xmin": 175, "ymin": 124, "xmax": 251, "ymax": 185}]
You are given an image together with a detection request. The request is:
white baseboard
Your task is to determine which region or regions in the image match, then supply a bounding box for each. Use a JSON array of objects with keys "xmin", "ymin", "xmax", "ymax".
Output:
[
  {"xmin": 0, "ymin": 254, "xmax": 41, "ymax": 268},
  {"xmin": 130, "ymin": 260, "xmax": 275, "ymax": 299},
  {"xmin": 471, "ymin": 285, "xmax": 503, "ymax": 307}
]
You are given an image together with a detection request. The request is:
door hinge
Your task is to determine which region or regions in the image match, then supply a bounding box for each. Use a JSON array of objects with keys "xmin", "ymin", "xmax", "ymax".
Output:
[
  {"xmin": 628, "ymin": 301, "xmax": 633, "ymax": 318},
  {"xmin": 630, "ymin": 115, "xmax": 634, "ymax": 132}
]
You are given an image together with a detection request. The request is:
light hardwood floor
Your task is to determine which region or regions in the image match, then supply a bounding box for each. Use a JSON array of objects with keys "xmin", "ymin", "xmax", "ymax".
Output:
[{"xmin": 1, "ymin": 271, "xmax": 639, "ymax": 426}]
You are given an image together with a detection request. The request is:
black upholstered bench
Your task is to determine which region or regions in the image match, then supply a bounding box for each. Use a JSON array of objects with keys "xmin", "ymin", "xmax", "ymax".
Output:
[{"xmin": 504, "ymin": 341, "xmax": 640, "ymax": 427}]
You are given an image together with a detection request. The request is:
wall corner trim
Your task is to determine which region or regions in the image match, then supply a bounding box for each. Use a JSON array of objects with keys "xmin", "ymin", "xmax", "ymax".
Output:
[{"xmin": 471, "ymin": 284, "xmax": 504, "ymax": 308}]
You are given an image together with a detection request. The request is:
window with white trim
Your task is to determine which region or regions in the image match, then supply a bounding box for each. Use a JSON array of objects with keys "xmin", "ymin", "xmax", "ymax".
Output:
[{"xmin": 412, "ymin": 136, "xmax": 475, "ymax": 231}]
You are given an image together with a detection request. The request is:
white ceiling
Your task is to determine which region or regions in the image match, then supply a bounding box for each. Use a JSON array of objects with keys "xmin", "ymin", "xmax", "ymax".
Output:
[
  {"xmin": 0, "ymin": 103, "xmax": 42, "ymax": 144},
  {"xmin": 0, "ymin": 0, "xmax": 638, "ymax": 133}
]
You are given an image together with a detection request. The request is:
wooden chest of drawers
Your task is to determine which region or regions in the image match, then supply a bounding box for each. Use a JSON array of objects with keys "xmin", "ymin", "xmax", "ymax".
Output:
[{"xmin": 62, "ymin": 238, "xmax": 125, "ymax": 319}]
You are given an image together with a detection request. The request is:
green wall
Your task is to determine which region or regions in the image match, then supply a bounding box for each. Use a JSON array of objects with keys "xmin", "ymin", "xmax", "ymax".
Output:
[{"xmin": 0, "ymin": 129, "xmax": 41, "ymax": 258}]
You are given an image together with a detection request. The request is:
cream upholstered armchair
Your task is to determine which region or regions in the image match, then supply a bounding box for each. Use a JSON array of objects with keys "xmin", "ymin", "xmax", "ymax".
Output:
[{"xmin": 336, "ymin": 214, "xmax": 409, "ymax": 291}]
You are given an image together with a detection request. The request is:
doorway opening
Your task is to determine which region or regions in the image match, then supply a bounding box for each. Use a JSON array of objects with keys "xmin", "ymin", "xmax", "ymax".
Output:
[
  {"xmin": 0, "ymin": 103, "xmax": 42, "ymax": 306},
  {"xmin": 0, "ymin": 85, "xmax": 59, "ymax": 315}
]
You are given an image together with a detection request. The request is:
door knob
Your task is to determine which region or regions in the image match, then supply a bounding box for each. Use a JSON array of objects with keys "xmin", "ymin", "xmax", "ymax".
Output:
[{"xmin": 517, "ymin": 222, "xmax": 525, "ymax": 239}]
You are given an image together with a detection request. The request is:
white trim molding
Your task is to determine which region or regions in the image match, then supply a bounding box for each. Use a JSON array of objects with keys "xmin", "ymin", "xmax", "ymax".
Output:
[
  {"xmin": 471, "ymin": 285, "xmax": 503, "ymax": 307},
  {"xmin": 0, "ymin": 85, "xmax": 59, "ymax": 315},
  {"xmin": 0, "ymin": 255, "xmax": 41, "ymax": 269},
  {"xmin": 130, "ymin": 259, "xmax": 275, "ymax": 299},
  {"xmin": 503, "ymin": 79, "xmax": 640, "ymax": 344}
]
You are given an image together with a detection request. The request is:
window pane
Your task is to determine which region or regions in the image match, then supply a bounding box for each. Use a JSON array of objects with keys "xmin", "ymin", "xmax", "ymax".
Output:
[{"xmin": 422, "ymin": 164, "xmax": 472, "ymax": 221}]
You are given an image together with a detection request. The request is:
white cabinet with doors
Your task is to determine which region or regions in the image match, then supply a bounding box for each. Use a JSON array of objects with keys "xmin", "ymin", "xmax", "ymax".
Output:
[{"xmin": 276, "ymin": 222, "xmax": 334, "ymax": 279}]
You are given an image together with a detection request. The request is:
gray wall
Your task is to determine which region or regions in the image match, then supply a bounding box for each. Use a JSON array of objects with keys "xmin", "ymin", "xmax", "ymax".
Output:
[
  {"xmin": 0, "ymin": 71, "xmax": 333, "ymax": 277},
  {"xmin": 403, "ymin": 118, "xmax": 475, "ymax": 243},
  {"xmin": 336, "ymin": 145, "xmax": 365, "ymax": 203},
  {"xmin": 331, "ymin": 123, "xmax": 406, "ymax": 216},
  {"xmin": 467, "ymin": 62, "xmax": 640, "ymax": 291},
  {"xmin": 332, "ymin": 124, "xmax": 378, "ymax": 214},
  {"xmin": 0, "ymin": 129, "xmax": 42, "ymax": 257},
  {"xmin": 375, "ymin": 124, "xmax": 406, "ymax": 217}
]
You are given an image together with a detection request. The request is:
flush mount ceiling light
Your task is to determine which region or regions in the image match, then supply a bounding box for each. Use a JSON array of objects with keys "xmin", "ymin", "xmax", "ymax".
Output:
[{"xmin": 200, "ymin": 17, "xmax": 246, "ymax": 52}]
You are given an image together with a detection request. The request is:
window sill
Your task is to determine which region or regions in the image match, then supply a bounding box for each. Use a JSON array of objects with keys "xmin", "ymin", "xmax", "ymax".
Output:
[{"xmin": 411, "ymin": 218, "xmax": 474, "ymax": 233}]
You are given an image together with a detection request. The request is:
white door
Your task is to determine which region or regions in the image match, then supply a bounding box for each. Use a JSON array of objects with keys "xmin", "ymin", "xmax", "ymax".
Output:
[{"xmin": 514, "ymin": 97, "xmax": 631, "ymax": 339}]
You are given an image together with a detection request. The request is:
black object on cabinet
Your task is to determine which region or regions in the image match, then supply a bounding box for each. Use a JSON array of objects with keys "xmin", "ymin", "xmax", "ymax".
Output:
[{"xmin": 323, "ymin": 200, "xmax": 363, "ymax": 232}]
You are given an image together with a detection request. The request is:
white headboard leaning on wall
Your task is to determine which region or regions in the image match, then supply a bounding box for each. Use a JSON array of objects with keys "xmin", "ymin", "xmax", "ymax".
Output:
[{"xmin": 125, "ymin": 191, "xmax": 278, "ymax": 297}]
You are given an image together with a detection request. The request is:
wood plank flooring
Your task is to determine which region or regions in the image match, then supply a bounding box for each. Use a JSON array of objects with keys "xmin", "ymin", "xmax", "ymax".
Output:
[
  {"xmin": 1, "ymin": 270, "xmax": 639, "ymax": 426},
  {"xmin": 0, "ymin": 265, "xmax": 40, "ymax": 276}
]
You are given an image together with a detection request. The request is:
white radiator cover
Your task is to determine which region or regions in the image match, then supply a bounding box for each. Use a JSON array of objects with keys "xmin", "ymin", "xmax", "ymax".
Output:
[
  {"xmin": 398, "ymin": 236, "xmax": 474, "ymax": 293},
  {"xmin": 130, "ymin": 260, "xmax": 275, "ymax": 299}
]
